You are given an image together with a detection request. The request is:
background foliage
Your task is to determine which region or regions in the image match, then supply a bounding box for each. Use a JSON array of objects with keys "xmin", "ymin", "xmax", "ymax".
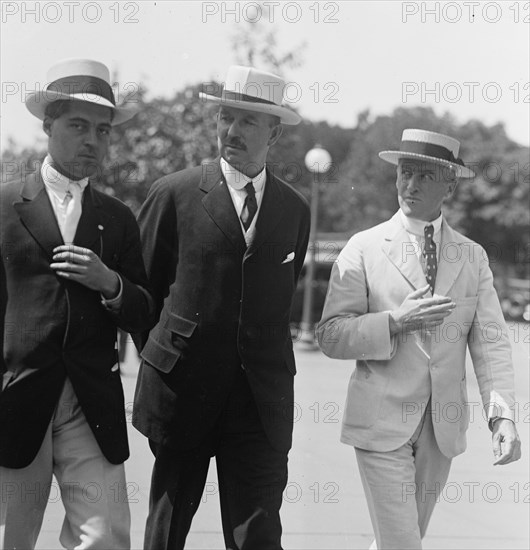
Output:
[{"xmin": 2, "ymin": 15, "xmax": 528, "ymax": 288}]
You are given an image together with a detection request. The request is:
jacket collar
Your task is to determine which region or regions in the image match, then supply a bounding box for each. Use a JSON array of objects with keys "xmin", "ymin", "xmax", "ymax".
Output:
[
  {"xmin": 200, "ymin": 158, "xmax": 287, "ymax": 254},
  {"xmin": 382, "ymin": 211, "xmax": 467, "ymax": 295},
  {"xmin": 14, "ymin": 166, "xmax": 109, "ymax": 258}
]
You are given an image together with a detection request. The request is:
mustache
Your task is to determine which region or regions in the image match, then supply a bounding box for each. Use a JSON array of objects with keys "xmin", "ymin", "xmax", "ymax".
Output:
[{"xmin": 224, "ymin": 139, "xmax": 247, "ymax": 151}]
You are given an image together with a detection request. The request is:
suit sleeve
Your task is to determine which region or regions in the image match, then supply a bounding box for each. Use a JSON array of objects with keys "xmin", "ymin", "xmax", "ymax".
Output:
[
  {"xmin": 293, "ymin": 200, "xmax": 311, "ymax": 284},
  {"xmin": 468, "ymin": 247, "xmax": 516, "ymax": 423},
  {"xmin": 108, "ymin": 206, "xmax": 156, "ymax": 334},
  {"xmin": 0, "ymin": 252, "xmax": 6, "ymax": 376},
  {"xmin": 316, "ymin": 235, "xmax": 396, "ymax": 361},
  {"xmin": 134, "ymin": 178, "xmax": 178, "ymax": 348}
]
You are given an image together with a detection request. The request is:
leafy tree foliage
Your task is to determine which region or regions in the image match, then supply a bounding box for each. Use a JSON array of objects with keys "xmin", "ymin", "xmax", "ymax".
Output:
[
  {"xmin": 1, "ymin": 97, "xmax": 527, "ymax": 282},
  {"xmin": 323, "ymin": 106, "xmax": 528, "ymax": 280}
]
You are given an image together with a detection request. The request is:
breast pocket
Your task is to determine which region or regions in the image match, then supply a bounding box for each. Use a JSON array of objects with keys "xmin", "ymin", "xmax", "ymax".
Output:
[{"xmin": 141, "ymin": 313, "xmax": 198, "ymax": 374}]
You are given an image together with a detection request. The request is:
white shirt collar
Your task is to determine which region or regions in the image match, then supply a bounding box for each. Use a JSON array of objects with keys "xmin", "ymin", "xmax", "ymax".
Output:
[
  {"xmin": 399, "ymin": 209, "xmax": 443, "ymax": 237},
  {"xmin": 220, "ymin": 157, "xmax": 266, "ymax": 193},
  {"xmin": 41, "ymin": 155, "xmax": 89, "ymax": 201}
]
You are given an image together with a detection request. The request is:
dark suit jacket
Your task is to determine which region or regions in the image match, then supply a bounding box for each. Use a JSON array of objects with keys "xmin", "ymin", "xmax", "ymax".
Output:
[
  {"xmin": 0, "ymin": 168, "xmax": 155, "ymax": 468},
  {"xmin": 133, "ymin": 159, "xmax": 310, "ymax": 452}
]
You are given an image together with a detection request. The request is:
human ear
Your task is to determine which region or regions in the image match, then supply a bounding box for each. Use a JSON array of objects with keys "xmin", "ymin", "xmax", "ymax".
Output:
[
  {"xmin": 43, "ymin": 117, "xmax": 53, "ymax": 137},
  {"xmin": 445, "ymin": 179, "xmax": 458, "ymax": 199},
  {"xmin": 268, "ymin": 124, "xmax": 283, "ymax": 147}
]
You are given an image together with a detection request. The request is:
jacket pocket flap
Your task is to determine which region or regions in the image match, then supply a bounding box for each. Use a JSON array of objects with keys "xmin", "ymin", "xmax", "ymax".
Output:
[
  {"xmin": 164, "ymin": 313, "xmax": 198, "ymax": 337},
  {"xmin": 141, "ymin": 337, "xmax": 181, "ymax": 373}
]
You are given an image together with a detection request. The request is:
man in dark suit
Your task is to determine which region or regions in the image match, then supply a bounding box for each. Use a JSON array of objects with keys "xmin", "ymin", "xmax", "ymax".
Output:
[
  {"xmin": 133, "ymin": 65, "xmax": 311, "ymax": 550},
  {"xmin": 0, "ymin": 59, "xmax": 154, "ymax": 550}
]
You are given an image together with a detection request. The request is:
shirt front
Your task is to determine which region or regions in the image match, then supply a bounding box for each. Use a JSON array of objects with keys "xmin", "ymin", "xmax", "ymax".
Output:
[
  {"xmin": 41, "ymin": 155, "xmax": 89, "ymax": 240},
  {"xmin": 220, "ymin": 156, "xmax": 266, "ymax": 246},
  {"xmin": 40, "ymin": 155, "xmax": 122, "ymax": 309},
  {"xmin": 399, "ymin": 209, "xmax": 442, "ymax": 275}
]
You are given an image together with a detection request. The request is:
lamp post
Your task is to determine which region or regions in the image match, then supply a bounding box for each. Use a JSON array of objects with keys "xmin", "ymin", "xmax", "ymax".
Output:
[{"xmin": 299, "ymin": 145, "xmax": 332, "ymax": 347}]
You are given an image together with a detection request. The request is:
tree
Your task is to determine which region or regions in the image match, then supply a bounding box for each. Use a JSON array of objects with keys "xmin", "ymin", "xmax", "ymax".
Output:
[
  {"xmin": 230, "ymin": 3, "xmax": 306, "ymax": 76},
  {"xmin": 326, "ymin": 107, "xmax": 529, "ymax": 281}
]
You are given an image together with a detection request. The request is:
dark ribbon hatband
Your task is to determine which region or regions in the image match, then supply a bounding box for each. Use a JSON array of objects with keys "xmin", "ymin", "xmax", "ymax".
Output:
[
  {"xmin": 45, "ymin": 75, "xmax": 116, "ymax": 106},
  {"xmin": 220, "ymin": 90, "xmax": 277, "ymax": 106},
  {"xmin": 400, "ymin": 140, "xmax": 464, "ymax": 167}
]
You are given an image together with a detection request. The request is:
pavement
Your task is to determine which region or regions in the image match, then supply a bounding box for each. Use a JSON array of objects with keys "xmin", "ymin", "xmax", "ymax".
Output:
[{"xmin": 35, "ymin": 324, "xmax": 529, "ymax": 549}]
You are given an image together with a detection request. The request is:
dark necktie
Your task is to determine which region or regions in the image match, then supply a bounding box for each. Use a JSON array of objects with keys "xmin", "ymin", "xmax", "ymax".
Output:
[
  {"xmin": 240, "ymin": 181, "xmax": 258, "ymax": 231},
  {"xmin": 423, "ymin": 224, "xmax": 437, "ymax": 294}
]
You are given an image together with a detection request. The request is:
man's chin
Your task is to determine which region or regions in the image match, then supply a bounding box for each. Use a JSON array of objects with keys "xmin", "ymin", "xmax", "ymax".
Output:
[
  {"xmin": 399, "ymin": 202, "xmax": 413, "ymax": 216},
  {"xmin": 76, "ymin": 159, "xmax": 101, "ymax": 179},
  {"xmin": 222, "ymin": 150, "xmax": 243, "ymax": 167}
]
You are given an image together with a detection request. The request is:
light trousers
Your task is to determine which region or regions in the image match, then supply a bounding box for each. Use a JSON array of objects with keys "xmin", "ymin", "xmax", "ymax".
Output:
[
  {"xmin": 0, "ymin": 378, "xmax": 130, "ymax": 550},
  {"xmin": 355, "ymin": 402, "xmax": 452, "ymax": 549}
]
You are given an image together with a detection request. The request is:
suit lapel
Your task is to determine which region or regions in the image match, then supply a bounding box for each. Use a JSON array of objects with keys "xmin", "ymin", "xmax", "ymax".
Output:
[
  {"xmin": 13, "ymin": 171, "xmax": 63, "ymax": 258},
  {"xmin": 434, "ymin": 221, "xmax": 466, "ymax": 295},
  {"xmin": 74, "ymin": 184, "xmax": 110, "ymax": 253},
  {"xmin": 200, "ymin": 159, "xmax": 245, "ymax": 248},
  {"xmin": 245, "ymin": 171, "xmax": 286, "ymax": 259},
  {"xmin": 382, "ymin": 213, "xmax": 427, "ymax": 291},
  {"xmin": 13, "ymin": 170, "xmax": 110, "ymax": 258}
]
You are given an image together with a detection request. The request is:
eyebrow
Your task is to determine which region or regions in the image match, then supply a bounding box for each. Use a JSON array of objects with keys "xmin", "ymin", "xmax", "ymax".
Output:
[{"xmin": 67, "ymin": 116, "xmax": 111, "ymax": 128}]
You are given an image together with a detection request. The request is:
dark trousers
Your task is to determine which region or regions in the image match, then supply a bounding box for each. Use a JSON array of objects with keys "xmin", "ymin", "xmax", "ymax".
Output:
[{"xmin": 143, "ymin": 368, "xmax": 288, "ymax": 550}]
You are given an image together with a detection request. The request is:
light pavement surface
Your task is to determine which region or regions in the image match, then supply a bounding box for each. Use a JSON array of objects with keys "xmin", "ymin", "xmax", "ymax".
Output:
[{"xmin": 35, "ymin": 323, "xmax": 529, "ymax": 549}]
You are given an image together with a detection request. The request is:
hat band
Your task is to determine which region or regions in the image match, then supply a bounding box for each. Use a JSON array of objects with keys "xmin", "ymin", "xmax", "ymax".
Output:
[
  {"xmin": 401, "ymin": 140, "xmax": 464, "ymax": 167},
  {"xmin": 221, "ymin": 90, "xmax": 277, "ymax": 107},
  {"xmin": 46, "ymin": 75, "xmax": 116, "ymax": 106}
]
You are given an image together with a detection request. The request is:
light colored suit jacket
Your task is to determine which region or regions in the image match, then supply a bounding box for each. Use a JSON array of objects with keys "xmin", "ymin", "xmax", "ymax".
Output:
[{"xmin": 317, "ymin": 211, "xmax": 515, "ymax": 458}]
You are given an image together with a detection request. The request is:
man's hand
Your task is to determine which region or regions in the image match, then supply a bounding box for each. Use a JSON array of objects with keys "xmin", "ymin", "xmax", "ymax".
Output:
[
  {"xmin": 51, "ymin": 245, "xmax": 119, "ymax": 299},
  {"xmin": 492, "ymin": 418, "xmax": 521, "ymax": 465},
  {"xmin": 389, "ymin": 285, "xmax": 455, "ymax": 336}
]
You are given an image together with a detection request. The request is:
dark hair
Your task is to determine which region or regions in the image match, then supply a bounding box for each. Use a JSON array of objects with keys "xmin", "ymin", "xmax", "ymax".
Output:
[
  {"xmin": 44, "ymin": 100, "xmax": 72, "ymax": 120},
  {"xmin": 268, "ymin": 114, "xmax": 281, "ymax": 128},
  {"xmin": 44, "ymin": 99, "xmax": 115, "ymax": 122}
]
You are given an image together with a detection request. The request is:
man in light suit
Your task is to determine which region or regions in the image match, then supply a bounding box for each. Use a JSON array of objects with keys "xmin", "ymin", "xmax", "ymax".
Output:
[
  {"xmin": 0, "ymin": 59, "xmax": 154, "ymax": 549},
  {"xmin": 133, "ymin": 66, "xmax": 310, "ymax": 549},
  {"xmin": 317, "ymin": 129, "xmax": 521, "ymax": 549}
]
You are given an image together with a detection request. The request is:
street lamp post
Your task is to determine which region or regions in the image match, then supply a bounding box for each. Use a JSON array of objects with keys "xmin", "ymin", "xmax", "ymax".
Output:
[{"xmin": 299, "ymin": 145, "xmax": 332, "ymax": 348}]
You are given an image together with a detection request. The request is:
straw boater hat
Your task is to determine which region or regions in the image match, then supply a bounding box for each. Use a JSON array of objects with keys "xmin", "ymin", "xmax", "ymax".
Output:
[
  {"xmin": 199, "ymin": 65, "xmax": 301, "ymax": 125},
  {"xmin": 25, "ymin": 58, "xmax": 137, "ymax": 125},
  {"xmin": 379, "ymin": 129, "xmax": 475, "ymax": 178}
]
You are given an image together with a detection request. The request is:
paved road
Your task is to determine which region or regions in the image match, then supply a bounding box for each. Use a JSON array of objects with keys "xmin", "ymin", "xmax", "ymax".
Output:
[{"xmin": 36, "ymin": 323, "xmax": 529, "ymax": 549}]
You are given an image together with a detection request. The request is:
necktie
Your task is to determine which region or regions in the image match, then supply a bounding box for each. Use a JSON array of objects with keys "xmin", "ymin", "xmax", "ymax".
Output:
[
  {"xmin": 423, "ymin": 224, "xmax": 437, "ymax": 294},
  {"xmin": 62, "ymin": 182, "xmax": 84, "ymax": 244},
  {"xmin": 240, "ymin": 181, "xmax": 258, "ymax": 231}
]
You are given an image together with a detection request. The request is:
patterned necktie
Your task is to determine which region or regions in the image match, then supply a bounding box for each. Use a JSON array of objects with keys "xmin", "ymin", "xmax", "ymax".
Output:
[
  {"xmin": 240, "ymin": 181, "xmax": 258, "ymax": 231},
  {"xmin": 423, "ymin": 224, "xmax": 437, "ymax": 294},
  {"xmin": 62, "ymin": 182, "xmax": 83, "ymax": 244}
]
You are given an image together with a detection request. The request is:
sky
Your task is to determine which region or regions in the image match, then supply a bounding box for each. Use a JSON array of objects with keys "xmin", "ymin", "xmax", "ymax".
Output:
[{"xmin": 1, "ymin": 0, "xmax": 529, "ymax": 151}]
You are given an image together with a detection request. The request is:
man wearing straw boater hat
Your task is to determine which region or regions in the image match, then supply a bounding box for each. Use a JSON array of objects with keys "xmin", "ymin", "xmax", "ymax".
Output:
[
  {"xmin": 133, "ymin": 65, "xmax": 310, "ymax": 549},
  {"xmin": 0, "ymin": 58, "xmax": 154, "ymax": 549},
  {"xmin": 317, "ymin": 129, "xmax": 521, "ymax": 549}
]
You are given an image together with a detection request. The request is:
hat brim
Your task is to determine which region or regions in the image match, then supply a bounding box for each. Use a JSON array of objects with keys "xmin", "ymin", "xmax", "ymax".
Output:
[
  {"xmin": 379, "ymin": 151, "xmax": 475, "ymax": 178},
  {"xmin": 199, "ymin": 92, "xmax": 301, "ymax": 125},
  {"xmin": 25, "ymin": 91, "xmax": 138, "ymax": 125}
]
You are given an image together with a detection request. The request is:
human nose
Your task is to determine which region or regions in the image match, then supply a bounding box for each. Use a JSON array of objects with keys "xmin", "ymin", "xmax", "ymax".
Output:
[
  {"xmin": 226, "ymin": 118, "xmax": 240, "ymax": 138},
  {"xmin": 406, "ymin": 173, "xmax": 420, "ymax": 192},
  {"xmin": 83, "ymin": 126, "xmax": 98, "ymax": 146}
]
